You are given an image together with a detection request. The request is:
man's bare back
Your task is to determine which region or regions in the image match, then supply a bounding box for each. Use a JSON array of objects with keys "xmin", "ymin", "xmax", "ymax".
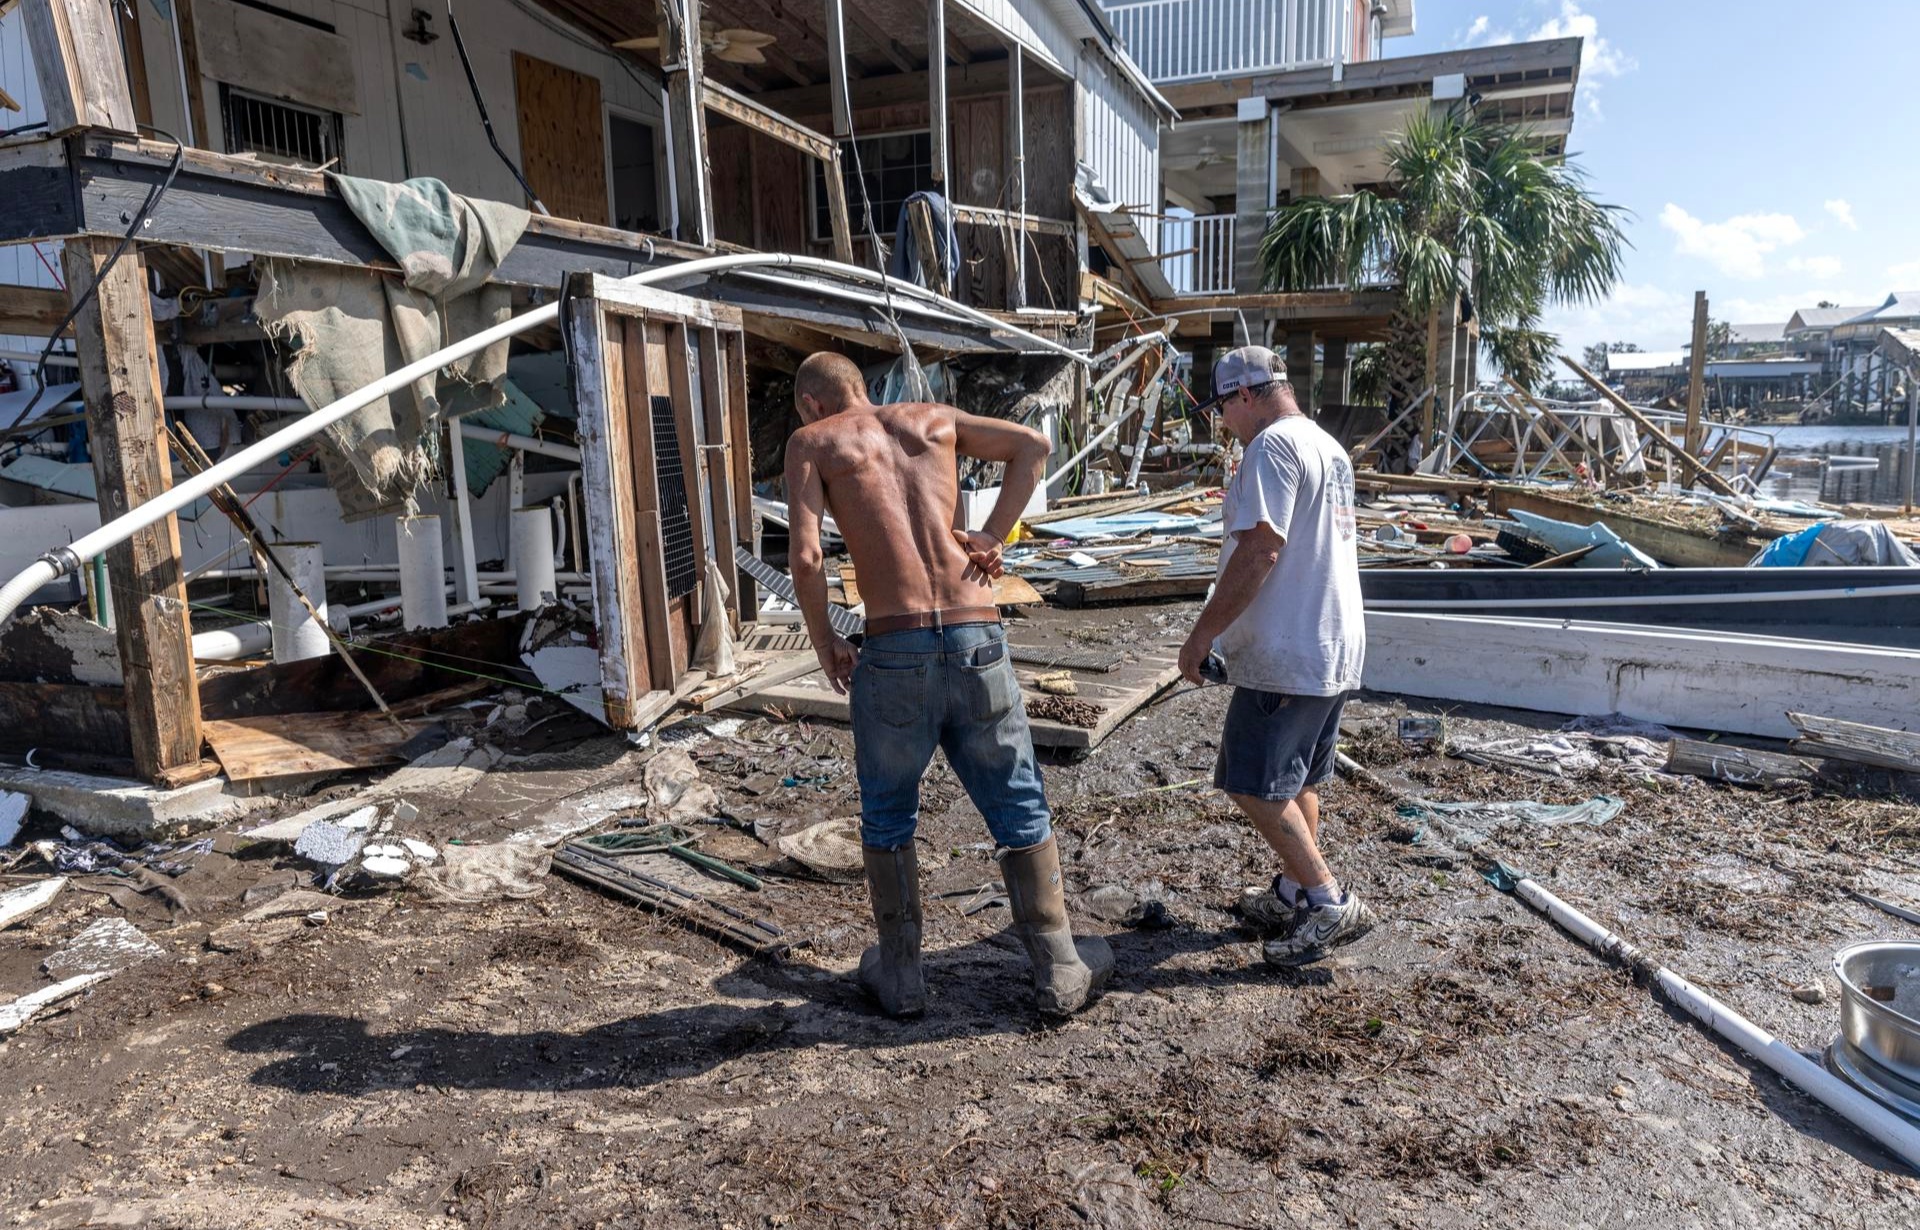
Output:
[
  {"xmin": 785, "ymin": 353, "xmax": 1051, "ymax": 691},
  {"xmin": 788, "ymin": 402, "xmax": 979, "ymax": 620}
]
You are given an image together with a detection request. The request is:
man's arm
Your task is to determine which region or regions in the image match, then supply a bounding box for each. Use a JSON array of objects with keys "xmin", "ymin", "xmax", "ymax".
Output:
[
  {"xmin": 1177, "ymin": 522, "xmax": 1284, "ymax": 683},
  {"xmin": 783, "ymin": 436, "xmax": 857, "ymax": 693},
  {"xmin": 951, "ymin": 410, "xmax": 1052, "ymax": 577}
]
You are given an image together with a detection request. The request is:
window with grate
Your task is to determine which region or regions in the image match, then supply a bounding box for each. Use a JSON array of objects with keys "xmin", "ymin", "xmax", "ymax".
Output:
[
  {"xmin": 220, "ymin": 85, "xmax": 344, "ymax": 169},
  {"xmin": 811, "ymin": 130, "xmax": 934, "ymax": 242}
]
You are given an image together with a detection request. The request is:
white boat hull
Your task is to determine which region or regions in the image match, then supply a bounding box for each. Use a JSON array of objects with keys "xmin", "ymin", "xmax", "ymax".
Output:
[{"xmin": 1363, "ymin": 612, "xmax": 1920, "ymax": 739}]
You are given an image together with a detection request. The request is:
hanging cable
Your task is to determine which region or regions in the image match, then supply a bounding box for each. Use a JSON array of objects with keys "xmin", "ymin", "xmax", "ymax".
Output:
[{"xmin": 446, "ymin": 0, "xmax": 550, "ymax": 216}]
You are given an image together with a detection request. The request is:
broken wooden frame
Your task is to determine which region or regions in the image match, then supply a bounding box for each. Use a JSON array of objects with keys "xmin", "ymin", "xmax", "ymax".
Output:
[{"xmin": 564, "ymin": 274, "xmax": 753, "ymax": 732}]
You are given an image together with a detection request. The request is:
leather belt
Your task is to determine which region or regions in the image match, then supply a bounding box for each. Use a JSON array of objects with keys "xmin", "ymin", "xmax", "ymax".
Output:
[{"xmin": 862, "ymin": 605, "xmax": 1002, "ymax": 636}]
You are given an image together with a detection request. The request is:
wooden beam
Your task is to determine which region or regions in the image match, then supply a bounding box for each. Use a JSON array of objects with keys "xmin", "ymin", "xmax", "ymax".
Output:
[
  {"xmin": 822, "ymin": 0, "xmax": 858, "ymax": 263},
  {"xmin": 1685, "ymin": 289, "xmax": 1709, "ymax": 459},
  {"xmin": 700, "ymin": 79, "xmax": 835, "ymax": 160},
  {"xmin": 908, "ymin": 198, "xmax": 949, "ymax": 297},
  {"xmin": 1560, "ymin": 355, "xmax": 1741, "ymax": 497},
  {"xmin": 660, "ymin": 0, "xmax": 714, "ymax": 246},
  {"xmin": 759, "ymin": 43, "xmax": 820, "ymax": 89},
  {"xmin": 1787, "ymin": 712, "xmax": 1920, "ymax": 774},
  {"xmin": 23, "ymin": 0, "xmax": 135, "ymax": 135},
  {"xmin": 751, "ymin": 58, "xmax": 1010, "ymax": 123},
  {"xmin": 950, "ymin": 203, "xmax": 1075, "ymax": 236},
  {"xmin": 61, "ymin": 237, "xmax": 201, "ymax": 782},
  {"xmin": 696, "ymin": 328, "xmax": 742, "ymax": 627},
  {"xmin": 0, "ymin": 283, "xmax": 71, "ymax": 336},
  {"xmin": 841, "ymin": 0, "xmax": 919, "ymax": 73}
]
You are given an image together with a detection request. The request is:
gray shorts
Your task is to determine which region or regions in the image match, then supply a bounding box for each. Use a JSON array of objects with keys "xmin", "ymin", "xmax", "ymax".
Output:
[{"xmin": 1213, "ymin": 688, "xmax": 1348, "ymax": 802}]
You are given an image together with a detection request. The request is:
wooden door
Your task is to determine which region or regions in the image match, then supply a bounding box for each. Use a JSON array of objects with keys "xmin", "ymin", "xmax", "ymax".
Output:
[{"xmin": 512, "ymin": 52, "xmax": 609, "ymax": 226}]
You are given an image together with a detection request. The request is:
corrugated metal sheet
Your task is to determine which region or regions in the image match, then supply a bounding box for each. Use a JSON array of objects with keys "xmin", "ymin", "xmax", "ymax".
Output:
[{"xmin": 1078, "ymin": 49, "xmax": 1160, "ymax": 236}]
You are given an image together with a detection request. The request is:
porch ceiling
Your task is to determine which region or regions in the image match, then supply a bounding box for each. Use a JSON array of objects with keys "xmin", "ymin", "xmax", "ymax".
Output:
[{"xmin": 537, "ymin": 0, "xmax": 1027, "ymax": 96}]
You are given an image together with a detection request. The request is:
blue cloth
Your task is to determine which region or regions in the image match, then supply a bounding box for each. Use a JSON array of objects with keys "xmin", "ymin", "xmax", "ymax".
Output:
[
  {"xmin": 886, "ymin": 190, "xmax": 959, "ymax": 289},
  {"xmin": 849, "ymin": 622, "xmax": 1051, "ymax": 850},
  {"xmin": 1752, "ymin": 523, "xmax": 1824, "ymax": 568}
]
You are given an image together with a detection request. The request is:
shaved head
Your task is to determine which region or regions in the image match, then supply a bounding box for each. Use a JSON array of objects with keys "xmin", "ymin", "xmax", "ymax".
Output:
[{"xmin": 794, "ymin": 352, "xmax": 867, "ymax": 423}]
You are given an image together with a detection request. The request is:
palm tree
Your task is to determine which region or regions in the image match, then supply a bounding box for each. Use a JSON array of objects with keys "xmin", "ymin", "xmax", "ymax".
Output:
[{"xmin": 1259, "ymin": 109, "xmax": 1626, "ymax": 414}]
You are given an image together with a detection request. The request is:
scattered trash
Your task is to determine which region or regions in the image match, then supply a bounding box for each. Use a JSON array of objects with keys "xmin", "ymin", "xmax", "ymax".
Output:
[
  {"xmin": 44, "ymin": 918, "xmax": 163, "ymax": 977},
  {"xmin": 0, "ymin": 877, "xmax": 64, "ymax": 931},
  {"xmin": 401, "ymin": 838, "xmax": 439, "ymax": 863},
  {"xmin": 39, "ymin": 829, "xmax": 213, "ymax": 878},
  {"xmin": 1793, "ymin": 984, "xmax": 1828, "ymax": 1005},
  {"xmin": 1397, "ymin": 716, "xmax": 1446, "ymax": 752},
  {"xmin": 1082, "ymin": 882, "xmax": 1172, "ymax": 928},
  {"xmin": 706, "ymin": 718, "xmax": 746, "ymax": 739},
  {"xmin": 781, "ymin": 774, "xmax": 833, "ymax": 789},
  {"xmin": 583, "ymin": 825, "xmax": 763, "ymax": 890},
  {"xmin": 293, "ymin": 819, "xmax": 367, "ymax": 872},
  {"xmin": 937, "ymin": 881, "xmax": 1008, "ymax": 916},
  {"xmin": 776, "ymin": 817, "xmax": 865, "ymax": 882},
  {"xmin": 644, "ymin": 748, "xmax": 719, "ymax": 824},
  {"xmin": 552, "ymin": 840, "xmax": 788, "ymax": 956},
  {"xmin": 1035, "ymin": 670, "xmax": 1079, "ymax": 696},
  {"xmin": 0, "ymin": 973, "xmax": 110, "ymax": 1037},
  {"xmin": 1563, "ymin": 713, "xmax": 1678, "ymax": 742},
  {"xmin": 414, "ymin": 842, "xmax": 551, "ymax": 905},
  {"xmin": 1396, "ymin": 796, "xmax": 1625, "ymax": 848}
]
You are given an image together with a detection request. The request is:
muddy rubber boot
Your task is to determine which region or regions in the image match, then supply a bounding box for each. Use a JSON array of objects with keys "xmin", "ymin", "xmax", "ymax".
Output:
[
  {"xmin": 857, "ymin": 844, "xmax": 926, "ymax": 1018},
  {"xmin": 999, "ymin": 836, "xmax": 1114, "ymax": 1017}
]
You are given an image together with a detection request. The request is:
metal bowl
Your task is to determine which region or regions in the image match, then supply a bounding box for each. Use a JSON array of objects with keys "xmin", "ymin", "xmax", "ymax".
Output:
[{"xmin": 1828, "ymin": 941, "xmax": 1920, "ymax": 1122}]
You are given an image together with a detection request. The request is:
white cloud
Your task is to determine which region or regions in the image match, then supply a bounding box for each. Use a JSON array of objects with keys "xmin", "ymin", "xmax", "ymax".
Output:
[
  {"xmin": 1787, "ymin": 255, "xmax": 1843, "ymax": 279},
  {"xmin": 1825, "ymin": 199, "xmax": 1858, "ymax": 231},
  {"xmin": 1539, "ymin": 283, "xmax": 1691, "ymax": 354},
  {"xmin": 1886, "ymin": 259, "xmax": 1920, "ymax": 286},
  {"xmin": 1721, "ymin": 288, "xmax": 1872, "ymax": 322},
  {"xmin": 1460, "ymin": 3, "xmax": 1634, "ymax": 118},
  {"xmin": 1659, "ymin": 204, "xmax": 1806, "ymax": 279}
]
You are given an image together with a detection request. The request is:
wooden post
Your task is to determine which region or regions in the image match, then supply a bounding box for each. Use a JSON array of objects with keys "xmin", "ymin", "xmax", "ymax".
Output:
[
  {"xmin": 928, "ymin": 0, "xmax": 949, "ymax": 196},
  {"xmin": 62, "ymin": 238, "xmax": 202, "ymax": 783},
  {"xmin": 1560, "ymin": 355, "xmax": 1741, "ymax": 497},
  {"xmin": 823, "ymin": 0, "xmax": 858, "ymax": 263},
  {"xmin": 1006, "ymin": 43, "xmax": 1026, "ymax": 310},
  {"xmin": 1284, "ymin": 329, "xmax": 1314, "ymax": 414},
  {"xmin": 907, "ymin": 198, "xmax": 949, "ymax": 297},
  {"xmin": 23, "ymin": 0, "xmax": 136, "ymax": 135},
  {"xmin": 1685, "ymin": 290, "xmax": 1709, "ymax": 464},
  {"xmin": 1232, "ymin": 102, "xmax": 1270, "ymax": 308},
  {"xmin": 660, "ymin": 0, "xmax": 713, "ymax": 246}
]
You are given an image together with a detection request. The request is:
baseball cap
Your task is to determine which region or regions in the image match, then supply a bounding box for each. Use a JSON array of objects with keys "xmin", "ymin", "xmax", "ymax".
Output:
[{"xmin": 1194, "ymin": 345, "xmax": 1289, "ymax": 411}]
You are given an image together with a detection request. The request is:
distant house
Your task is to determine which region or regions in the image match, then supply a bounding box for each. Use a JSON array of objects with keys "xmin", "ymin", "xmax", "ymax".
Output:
[
  {"xmin": 1602, "ymin": 350, "xmax": 1685, "ymax": 400},
  {"xmin": 1719, "ymin": 322, "xmax": 1786, "ymax": 358},
  {"xmin": 1831, "ymin": 293, "xmax": 1920, "ymax": 418}
]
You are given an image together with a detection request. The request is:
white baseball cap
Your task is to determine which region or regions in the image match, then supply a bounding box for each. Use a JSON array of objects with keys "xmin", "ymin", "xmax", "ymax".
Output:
[{"xmin": 1195, "ymin": 345, "xmax": 1288, "ymax": 411}]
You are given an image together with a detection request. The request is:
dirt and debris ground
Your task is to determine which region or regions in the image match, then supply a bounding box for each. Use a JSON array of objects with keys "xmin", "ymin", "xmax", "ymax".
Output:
[{"xmin": 4, "ymin": 602, "xmax": 1920, "ymax": 1228}]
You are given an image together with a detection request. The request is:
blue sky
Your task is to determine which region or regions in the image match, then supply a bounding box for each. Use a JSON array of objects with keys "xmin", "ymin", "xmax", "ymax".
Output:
[{"xmin": 1393, "ymin": 1, "xmax": 1920, "ymax": 354}]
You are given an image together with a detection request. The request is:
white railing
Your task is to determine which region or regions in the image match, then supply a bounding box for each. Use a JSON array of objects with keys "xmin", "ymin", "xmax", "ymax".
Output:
[
  {"xmin": 1104, "ymin": 0, "xmax": 1346, "ymax": 86},
  {"xmin": 1160, "ymin": 213, "xmax": 1236, "ymax": 296}
]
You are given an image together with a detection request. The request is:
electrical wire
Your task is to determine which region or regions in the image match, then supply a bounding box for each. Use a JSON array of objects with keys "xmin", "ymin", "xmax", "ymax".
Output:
[
  {"xmin": 446, "ymin": 0, "xmax": 550, "ymax": 217},
  {"xmin": 1, "ymin": 125, "xmax": 188, "ymax": 437}
]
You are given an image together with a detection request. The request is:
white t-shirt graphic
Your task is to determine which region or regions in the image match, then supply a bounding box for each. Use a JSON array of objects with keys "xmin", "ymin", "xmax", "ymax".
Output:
[{"xmin": 1211, "ymin": 414, "xmax": 1365, "ymax": 695}]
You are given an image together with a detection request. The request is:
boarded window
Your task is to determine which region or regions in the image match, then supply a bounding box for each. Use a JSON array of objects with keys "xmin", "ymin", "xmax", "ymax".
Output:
[{"xmin": 512, "ymin": 53, "xmax": 609, "ymax": 226}]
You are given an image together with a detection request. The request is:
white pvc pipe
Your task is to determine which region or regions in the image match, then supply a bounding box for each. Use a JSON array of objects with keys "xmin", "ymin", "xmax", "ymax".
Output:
[
  {"xmin": 511, "ymin": 506, "xmax": 557, "ymax": 611},
  {"xmin": 0, "ymin": 349, "xmax": 80, "ymax": 368},
  {"xmin": 1, "ymin": 252, "xmax": 1089, "ymax": 631},
  {"xmin": 1513, "ymin": 876, "xmax": 1920, "ymax": 1172},
  {"xmin": 396, "ymin": 515, "xmax": 448, "ymax": 631},
  {"xmin": 267, "ymin": 542, "xmax": 329, "ymax": 663},
  {"xmin": 1370, "ymin": 581, "xmax": 1920, "ymax": 611},
  {"xmin": 457, "ymin": 422, "xmax": 581, "ymax": 463}
]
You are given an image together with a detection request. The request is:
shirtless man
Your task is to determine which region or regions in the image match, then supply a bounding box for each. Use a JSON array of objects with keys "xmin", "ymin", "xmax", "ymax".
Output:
[{"xmin": 784, "ymin": 352, "xmax": 1113, "ymax": 1019}]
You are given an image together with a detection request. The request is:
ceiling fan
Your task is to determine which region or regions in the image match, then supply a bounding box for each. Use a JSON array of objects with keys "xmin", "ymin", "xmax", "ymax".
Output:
[
  {"xmin": 1165, "ymin": 140, "xmax": 1226, "ymax": 171},
  {"xmin": 615, "ymin": 20, "xmax": 777, "ymax": 65}
]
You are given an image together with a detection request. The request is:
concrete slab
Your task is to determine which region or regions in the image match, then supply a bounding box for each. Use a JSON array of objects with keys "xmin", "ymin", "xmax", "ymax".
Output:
[{"xmin": 0, "ymin": 768, "xmax": 266, "ymax": 842}]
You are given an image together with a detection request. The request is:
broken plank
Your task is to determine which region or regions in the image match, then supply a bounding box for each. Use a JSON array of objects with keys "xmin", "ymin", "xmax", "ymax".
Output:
[
  {"xmin": 202, "ymin": 711, "xmax": 423, "ymax": 782},
  {"xmin": 1787, "ymin": 712, "xmax": 1920, "ymax": 773},
  {"xmin": 684, "ymin": 649, "xmax": 822, "ymax": 713},
  {"xmin": 0, "ymin": 877, "xmax": 66, "ymax": 931},
  {"xmin": 1664, "ymin": 739, "xmax": 1815, "ymax": 788}
]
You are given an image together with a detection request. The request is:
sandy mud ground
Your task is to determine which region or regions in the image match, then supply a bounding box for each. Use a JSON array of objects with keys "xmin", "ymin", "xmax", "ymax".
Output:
[{"xmin": 3, "ymin": 604, "xmax": 1920, "ymax": 1228}]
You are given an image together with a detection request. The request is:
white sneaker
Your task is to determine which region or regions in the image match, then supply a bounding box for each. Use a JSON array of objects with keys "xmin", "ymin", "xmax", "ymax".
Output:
[
  {"xmin": 1237, "ymin": 878, "xmax": 1301, "ymax": 934},
  {"xmin": 1262, "ymin": 892, "xmax": 1377, "ymax": 967}
]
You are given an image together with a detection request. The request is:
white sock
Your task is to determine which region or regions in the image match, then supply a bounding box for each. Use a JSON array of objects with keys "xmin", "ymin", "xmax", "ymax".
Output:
[
  {"xmin": 1303, "ymin": 880, "xmax": 1342, "ymax": 909},
  {"xmin": 1274, "ymin": 874, "xmax": 1303, "ymax": 905}
]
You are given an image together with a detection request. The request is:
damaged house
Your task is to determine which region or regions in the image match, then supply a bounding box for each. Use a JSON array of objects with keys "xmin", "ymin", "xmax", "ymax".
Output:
[{"xmin": 0, "ymin": 0, "xmax": 1178, "ymax": 790}]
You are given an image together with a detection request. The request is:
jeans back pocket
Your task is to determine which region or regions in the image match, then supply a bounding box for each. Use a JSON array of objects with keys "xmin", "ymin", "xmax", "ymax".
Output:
[{"xmin": 856, "ymin": 659, "xmax": 929, "ymax": 729}]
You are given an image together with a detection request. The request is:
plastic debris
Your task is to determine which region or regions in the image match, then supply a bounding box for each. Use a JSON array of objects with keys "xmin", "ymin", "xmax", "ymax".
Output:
[
  {"xmin": 0, "ymin": 790, "xmax": 27, "ymax": 847},
  {"xmin": 293, "ymin": 819, "xmax": 366, "ymax": 870},
  {"xmin": 44, "ymin": 918, "xmax": 163, "ymax": 977},
  {"xmin": 776, "ymin": 817, "xmax": 865, "ymax": 882},
  {"xmin": 645, "ymin": 748, "xmax": 719, "ymax": 824}
]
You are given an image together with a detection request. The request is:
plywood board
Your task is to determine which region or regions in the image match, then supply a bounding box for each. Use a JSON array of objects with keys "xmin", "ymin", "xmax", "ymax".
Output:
[
  {"xmin": 203, "ymin": 711, "xmax": 421, "ymax": 782},
  {"xmin": 193, "ymin": 0, "xmax": 359, "ymax": 116},
  {"xmin": 726, "ymin": 635, "xmax": 1184, "ymax": 750},
  {"xmin": 513, "ymin": 52, "xmax": 609, "ymax": 225}
]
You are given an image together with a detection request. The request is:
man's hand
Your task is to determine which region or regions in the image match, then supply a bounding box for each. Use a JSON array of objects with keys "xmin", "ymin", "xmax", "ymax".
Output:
[
  {"xmin": 817, "ymin": 635, "xmax": 858, "ymax": 695},
  {"xmin": 952, "ymin": 528, "xmax": 1005, "ymax": 585},
  {"xmin": 1177, "ymin": 628, "xmax": 1212, "ymax": 686}
]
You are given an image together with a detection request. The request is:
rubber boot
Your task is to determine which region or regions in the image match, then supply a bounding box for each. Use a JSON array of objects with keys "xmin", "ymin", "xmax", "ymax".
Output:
[
  {"xmin": 857, "ymin": 844, "xmax": 926, "ymax": 1018},
  {"xmin": 999, "ymin": 836, "xmax": 1114, "ymax": 1017}
]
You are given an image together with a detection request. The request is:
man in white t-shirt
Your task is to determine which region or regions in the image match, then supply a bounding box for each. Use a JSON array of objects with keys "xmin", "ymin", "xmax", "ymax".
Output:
[{"xmin": 1177, "ymin": 345, "xmax": 1375, "ymax": 966}]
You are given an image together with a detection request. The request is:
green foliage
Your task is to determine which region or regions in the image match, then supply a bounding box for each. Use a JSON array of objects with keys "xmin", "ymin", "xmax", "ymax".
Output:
[{"xmin": 1259, "ymin": 109, "xmax": 1628, "ymax": 398}]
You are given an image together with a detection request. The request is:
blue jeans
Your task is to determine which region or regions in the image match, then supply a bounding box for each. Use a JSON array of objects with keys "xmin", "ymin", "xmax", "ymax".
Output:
[{"xmin": 849, "ymin": 622, "xmax": 1052, "ymax": 851}]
